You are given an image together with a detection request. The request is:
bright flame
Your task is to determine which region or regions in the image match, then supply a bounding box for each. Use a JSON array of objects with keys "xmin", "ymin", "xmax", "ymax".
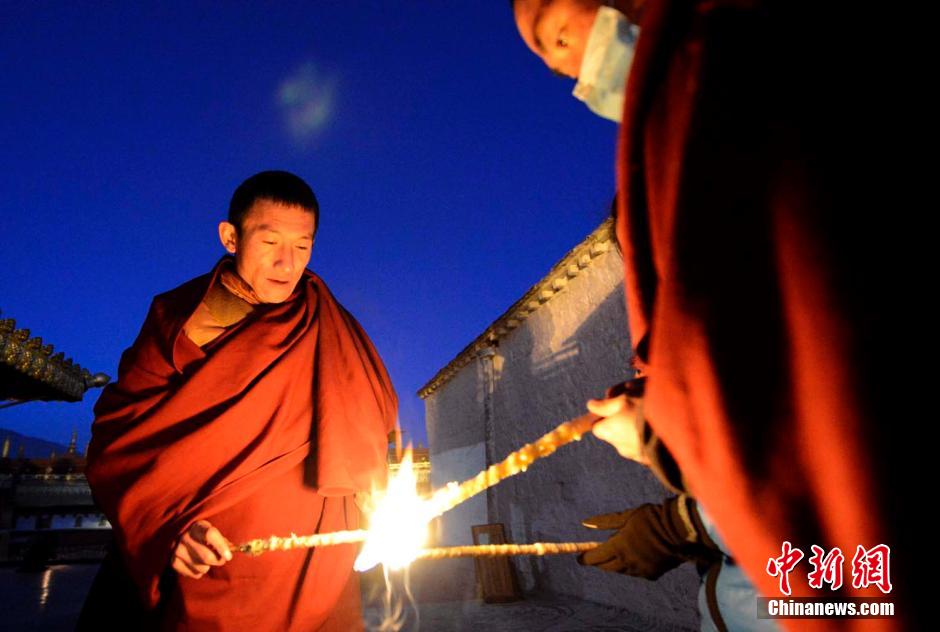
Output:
[{"xmin": 354, "ymin": 448, "xmax": 433, "ymax": 572}]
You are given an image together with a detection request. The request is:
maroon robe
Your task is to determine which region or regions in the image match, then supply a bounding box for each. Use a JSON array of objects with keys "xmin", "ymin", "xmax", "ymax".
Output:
[
  {"xmin": 86, "ymin": 258, "xmax": 398, "ymax": 630},
  {"xmin": 618, "ymin": 1, "xmax": 910, "ymax": 629}
]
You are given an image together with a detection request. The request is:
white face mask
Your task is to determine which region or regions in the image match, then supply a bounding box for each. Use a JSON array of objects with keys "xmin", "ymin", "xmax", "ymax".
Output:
[{"xmin": 572, "ymin": 6, "xmax": 639, "ymax": 123}]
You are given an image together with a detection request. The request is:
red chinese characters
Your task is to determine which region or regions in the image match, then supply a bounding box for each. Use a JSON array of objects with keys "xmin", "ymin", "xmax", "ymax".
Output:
[
  {"xmin": 766, "ymin": 541, "xmax": 805, "ymax": 596},
  {"xmin": 767, "ymin": 542, "xmax": 893, "ymax": 595},
  {"xmin": 808, "ymin": 545, "xmax": 845, "ymax": 590},
  {"xmin": 851, "ymin": 544, "xmax": 893, "ymax": 594}
]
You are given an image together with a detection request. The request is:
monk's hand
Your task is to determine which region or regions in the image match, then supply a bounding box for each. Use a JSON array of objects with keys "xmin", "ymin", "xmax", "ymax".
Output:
[
  {"xmin": 588, "ymin": 380, "xmax": 647, "ymax": 464},
  {"xmin": 171, "ymin": 519, "xmax": 233, "ymax": 579}
]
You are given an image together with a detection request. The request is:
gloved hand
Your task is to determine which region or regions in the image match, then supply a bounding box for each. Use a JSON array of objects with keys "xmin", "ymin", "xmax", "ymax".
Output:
[{"xmin": 578, "ymin": 495, "xmax": 720, "ymax": 579}]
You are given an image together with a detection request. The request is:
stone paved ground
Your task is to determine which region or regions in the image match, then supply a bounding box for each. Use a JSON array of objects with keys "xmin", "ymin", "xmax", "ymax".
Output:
[
  {"xmin": 359, "ymin": 562, "xmax": 694, "ymax": 632},
  {"xmin": 363, "ymin": 595, "xmax": 689, "ymax": 632},
  {"xmin": 0, "ymin": 564, "xmax": 98, "ymax": 632},
  {"xmin": 0, "ymin": 564, "xmax": 693, "ymax": 632}
]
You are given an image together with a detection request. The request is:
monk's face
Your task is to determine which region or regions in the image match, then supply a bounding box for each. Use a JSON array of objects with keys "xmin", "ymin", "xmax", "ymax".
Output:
[
  {"xmin": 513, "ymin": 0, "xmax": 601, "ymax": 78},
  {"xmin": 219, "ymin": 200, "xmax": 316, "ymax": 303}
]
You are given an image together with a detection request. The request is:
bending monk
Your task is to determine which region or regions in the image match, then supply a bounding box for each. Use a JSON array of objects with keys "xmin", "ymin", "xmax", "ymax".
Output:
[
  {"xmin": 79, "ymin": 170, "xmax": 398, "ymax": 630},
  {"xmin": 512, "ymin": 1, "xmax": 909, "ymax": 629}
]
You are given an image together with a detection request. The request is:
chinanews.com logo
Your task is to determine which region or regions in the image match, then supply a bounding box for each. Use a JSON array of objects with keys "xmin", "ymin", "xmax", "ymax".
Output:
[{"xmin": 758, "ymin": 542, "xmax": 896, "ymax": 619}]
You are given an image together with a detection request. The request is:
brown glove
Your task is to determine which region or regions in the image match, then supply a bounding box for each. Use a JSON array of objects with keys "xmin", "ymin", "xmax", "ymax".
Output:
[{"xmin": 578, "ymin": 495, "xmax": 720, "ymax": 579}]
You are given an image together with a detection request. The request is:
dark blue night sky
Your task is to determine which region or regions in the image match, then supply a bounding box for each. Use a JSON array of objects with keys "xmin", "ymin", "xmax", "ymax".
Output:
[{"xmin": 1, "ymin": 2, "xmax": 618, "ymax": 449}]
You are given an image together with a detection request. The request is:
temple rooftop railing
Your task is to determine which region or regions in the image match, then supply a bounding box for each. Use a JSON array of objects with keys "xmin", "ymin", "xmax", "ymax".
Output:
[{"xmin": 0, "ymin": 315, "xmax": 109, "ymax": 405}]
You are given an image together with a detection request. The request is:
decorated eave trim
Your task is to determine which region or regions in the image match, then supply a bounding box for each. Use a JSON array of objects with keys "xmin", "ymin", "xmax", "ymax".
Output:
[
  {"xmin": 0, "ymin": 318, "xmax": 95, "ymax": 402},
  {"xmin": 418, "ymin": 218, "xmax": 616, "ymax": 399}
]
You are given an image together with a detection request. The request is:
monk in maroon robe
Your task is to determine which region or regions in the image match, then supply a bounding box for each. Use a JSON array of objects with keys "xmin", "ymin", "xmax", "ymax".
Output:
[
  {"xmin": 514, "ymin": 1, "xmax": 911, "ymax": 629},
  {"xmin": 82, "ymin": 171, "xmax": 397, "ymax": 630}
]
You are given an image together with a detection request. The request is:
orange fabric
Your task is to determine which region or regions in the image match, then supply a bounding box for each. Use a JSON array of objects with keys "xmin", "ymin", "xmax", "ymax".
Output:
[
  {"xmin": 87, "ymin": 257, "xmax": 397, "ymax": 629},
  {"xmin": 180, "ymin": 286, "xmax": 249, "ymax": 348},
  {"xmin": 219, "ymin": 266, "xmax": 263, "ymax": 305},
  {"xmin": 618, "ymin": 2, "xmax": 906, "ymax": 629}
]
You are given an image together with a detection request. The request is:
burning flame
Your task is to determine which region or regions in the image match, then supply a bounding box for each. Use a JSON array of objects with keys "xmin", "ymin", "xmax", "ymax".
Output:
[{"xmin": 354, "ymin": 448, "xmax": 433, "ymax": 572}]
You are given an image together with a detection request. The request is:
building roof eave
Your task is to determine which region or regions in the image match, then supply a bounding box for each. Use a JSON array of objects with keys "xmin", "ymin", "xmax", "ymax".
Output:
[
  {"xmin": 417, "ymin": 217, "xmax": 616, "ymax": 399},
  {"xmin": 0, "ymin": 316, "xmax": 109, "ymax": 403}
]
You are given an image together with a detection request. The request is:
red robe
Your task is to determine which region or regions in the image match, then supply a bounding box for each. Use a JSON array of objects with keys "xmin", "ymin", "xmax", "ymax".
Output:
[
  {"xmin": 86, "ymin": 258, "xmax": 398, "ymax": 630},
  {"xmin": 619, "ymin": 1, "xmax": 908, "ymax": 629}
]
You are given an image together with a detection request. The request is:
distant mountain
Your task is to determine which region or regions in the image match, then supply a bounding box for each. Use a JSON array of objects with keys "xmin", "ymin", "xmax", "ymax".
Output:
[{"xmin": 0, "ymin": 427, "xmax": 70, "ymax": 459}]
